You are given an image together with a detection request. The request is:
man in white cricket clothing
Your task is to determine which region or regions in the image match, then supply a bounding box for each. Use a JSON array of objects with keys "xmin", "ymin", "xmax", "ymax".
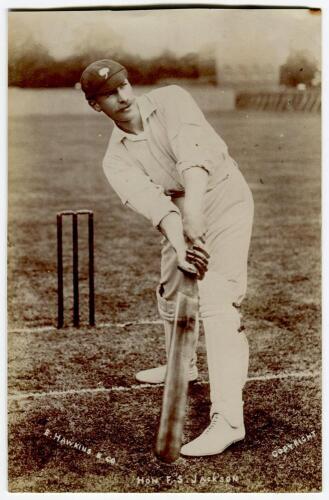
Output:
[{"xmin": 80, "ymin": 59, "xmax": 254, "ymax": 457}]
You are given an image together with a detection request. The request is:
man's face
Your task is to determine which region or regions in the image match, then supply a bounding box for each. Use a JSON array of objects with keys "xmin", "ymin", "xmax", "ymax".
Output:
[{"xmin": 93, "ymin": 79, "xmax": 140, "ymax": 125}]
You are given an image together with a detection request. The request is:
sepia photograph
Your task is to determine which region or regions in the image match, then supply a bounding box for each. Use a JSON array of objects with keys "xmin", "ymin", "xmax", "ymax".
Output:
[{"xmin": 6, "ymin": 1, "xmax": 322, "ymax": 494}]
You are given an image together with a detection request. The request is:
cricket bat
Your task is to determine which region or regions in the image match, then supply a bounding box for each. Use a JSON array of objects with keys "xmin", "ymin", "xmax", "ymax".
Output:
[{"xmin": 155, "ymin": 271, "xmax": 198, "ymax": 463}]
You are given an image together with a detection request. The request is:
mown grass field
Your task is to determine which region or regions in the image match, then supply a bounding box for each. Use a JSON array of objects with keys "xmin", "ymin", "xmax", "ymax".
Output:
[{"xmin": 7, "ymin": 90, "xmax": 321, "ymax": 493}]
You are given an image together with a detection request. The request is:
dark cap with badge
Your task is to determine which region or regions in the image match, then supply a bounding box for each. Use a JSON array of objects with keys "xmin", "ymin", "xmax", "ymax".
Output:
[{"xmin": 80, "ymin": 59, "xmax": 128, "ymax": 101}]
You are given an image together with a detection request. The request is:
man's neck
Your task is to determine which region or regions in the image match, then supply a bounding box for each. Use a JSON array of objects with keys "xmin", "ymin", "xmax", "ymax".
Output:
[
  {"xmin": 115, "ymin": 113, "xmax": 144, "ymax": 136},
  {"xmin": 116, "ymin": 121, "xmax": 143, "ymax": 135}
]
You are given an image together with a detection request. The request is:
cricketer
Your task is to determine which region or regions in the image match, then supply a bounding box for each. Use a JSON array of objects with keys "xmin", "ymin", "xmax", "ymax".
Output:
[{"xmin": 80, "ymin": 59, "xmax": 254, "ymax": 457}]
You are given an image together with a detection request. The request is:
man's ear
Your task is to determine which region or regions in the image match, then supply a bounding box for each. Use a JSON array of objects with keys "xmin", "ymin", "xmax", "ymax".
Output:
[{"xmin": 88, "ymin": 100, "xmax": 102, "ymax": 112}]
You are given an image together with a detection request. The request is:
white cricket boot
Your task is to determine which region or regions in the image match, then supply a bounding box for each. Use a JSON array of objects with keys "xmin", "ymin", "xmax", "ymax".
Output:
[
  {"xmin": 135, "ymin": 319, "xmax": 199, "ymax": 384},
  {"xmin": 180, "ymin": 412, "xmax": 245, "ymax": 456}
]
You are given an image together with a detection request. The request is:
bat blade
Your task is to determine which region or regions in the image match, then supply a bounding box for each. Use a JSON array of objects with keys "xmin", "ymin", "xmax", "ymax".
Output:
[{"xmin": 155, "ymin": 282, "xmax": 198, "ymax": 463}]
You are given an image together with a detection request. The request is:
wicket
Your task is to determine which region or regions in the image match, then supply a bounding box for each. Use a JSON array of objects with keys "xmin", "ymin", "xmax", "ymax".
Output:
[{"xmin": 57, "ymin": 210, "xmax": 95, "ymax": 328}]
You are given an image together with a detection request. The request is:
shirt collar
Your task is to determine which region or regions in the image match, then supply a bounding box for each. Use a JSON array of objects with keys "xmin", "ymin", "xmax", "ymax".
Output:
[
  {"xmin": 138, "ymin": 93, "xmax": 157, "ymax": 121},
  {"xmin": 111, "ymin": 93, "xmax": 157, "ymax": 143}
]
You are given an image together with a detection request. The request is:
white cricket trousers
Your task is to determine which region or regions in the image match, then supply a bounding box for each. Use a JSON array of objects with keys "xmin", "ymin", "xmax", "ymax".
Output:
[{"xmin": 156, "ymin": 165, "xmax": 254, "ymax": 426}]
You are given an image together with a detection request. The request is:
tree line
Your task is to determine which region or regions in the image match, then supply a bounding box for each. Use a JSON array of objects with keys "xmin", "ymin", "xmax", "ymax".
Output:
[{"xmin": 8, "ymin": 44, "xmax": 319, "ymax": 88}]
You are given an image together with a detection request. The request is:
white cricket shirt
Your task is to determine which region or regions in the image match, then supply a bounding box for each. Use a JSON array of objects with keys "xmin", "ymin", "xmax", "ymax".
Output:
[{"xmin": 102, "ymin": 85, "xmax": 236, "ymax": 227}]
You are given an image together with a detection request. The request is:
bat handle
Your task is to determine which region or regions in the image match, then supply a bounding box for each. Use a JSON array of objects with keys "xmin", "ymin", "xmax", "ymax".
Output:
[{"xmin": 178, "ymin": 269, "xmax": 198, "ymax": 298}]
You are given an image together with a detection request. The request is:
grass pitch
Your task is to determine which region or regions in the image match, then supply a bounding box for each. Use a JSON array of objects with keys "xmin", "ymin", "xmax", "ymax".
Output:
[{"xmin": 7, "ymin": 99, "xmax": 321, "ymax": 492}]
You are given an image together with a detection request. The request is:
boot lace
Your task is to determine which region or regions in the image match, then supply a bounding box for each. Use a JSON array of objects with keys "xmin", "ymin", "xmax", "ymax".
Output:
[{"xmin": 205, "ymin": 413, "xmax": 221, "ymax": 434}]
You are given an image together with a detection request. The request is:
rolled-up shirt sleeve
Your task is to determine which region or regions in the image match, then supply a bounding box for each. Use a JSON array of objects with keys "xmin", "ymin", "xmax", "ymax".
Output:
[
  {"xmin": 163, "ymin": 85, "xmax": 229, "ymax": 177},
  {"xmin": 103, "ymin": 154, "xmax": 180, "ymax": 227},
  {"xmin": 174, "ymin": 124, "xmax": 215, "ymax": 176}
]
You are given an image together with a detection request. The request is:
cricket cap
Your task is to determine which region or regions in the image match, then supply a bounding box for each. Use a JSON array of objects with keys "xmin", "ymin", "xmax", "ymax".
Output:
[{"xmin": 80, "ymin": 59, "xmax": 128, "ymax": 101}]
